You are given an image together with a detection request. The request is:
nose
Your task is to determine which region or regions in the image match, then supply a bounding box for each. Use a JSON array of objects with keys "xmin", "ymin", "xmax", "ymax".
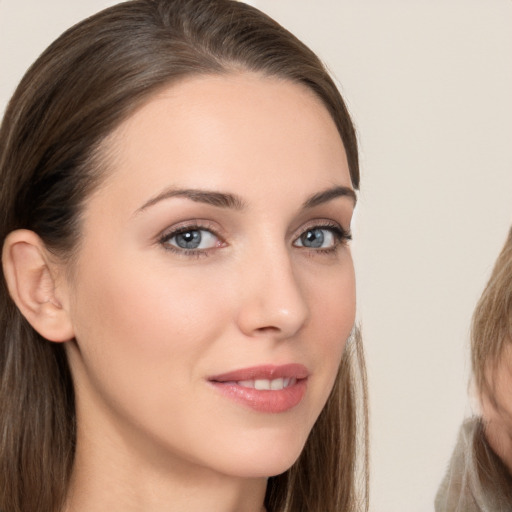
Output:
[{"xmin": 235, "ymin": 248, "xmax": 310, "ymax": 339}]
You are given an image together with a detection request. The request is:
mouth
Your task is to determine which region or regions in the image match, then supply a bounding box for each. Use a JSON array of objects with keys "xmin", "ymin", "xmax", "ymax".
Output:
[
  {"xmin": 233, "ymin": 377, "xmax": 298, "ymax": 391},
  {"xmin": 208, "ymin": 364, "xmax": 309, "ymax": 413}
]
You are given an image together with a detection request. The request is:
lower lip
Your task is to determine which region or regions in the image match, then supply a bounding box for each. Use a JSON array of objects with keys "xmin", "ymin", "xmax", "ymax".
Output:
[{"xmin": 209, "ymin": 379, "xmax": 307, "ymax": 413}]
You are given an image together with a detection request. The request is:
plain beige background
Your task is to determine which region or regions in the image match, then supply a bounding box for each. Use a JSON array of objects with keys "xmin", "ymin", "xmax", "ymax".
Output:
[{"xmin": 1, "ymin": 1, "xmax": 512, "ymax": 511}]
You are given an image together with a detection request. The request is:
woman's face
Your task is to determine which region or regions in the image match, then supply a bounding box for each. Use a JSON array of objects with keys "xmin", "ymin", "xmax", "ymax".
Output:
[{"xmin": 63, "ymin": 73, "xmax": 356, "ymax": 479}]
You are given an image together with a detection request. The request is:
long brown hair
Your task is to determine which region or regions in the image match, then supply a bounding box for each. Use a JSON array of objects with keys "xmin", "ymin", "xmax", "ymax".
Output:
[
  {"xmin": 0, "ymin": 1, "xmax": 367, "ymax": 511},
  {"xmin": 471, "ymin": 226, "xmax": 512, "ymax": 499}
]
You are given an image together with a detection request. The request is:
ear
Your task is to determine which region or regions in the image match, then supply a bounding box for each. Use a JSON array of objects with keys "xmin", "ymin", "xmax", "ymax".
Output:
[{"xmin": 2, "ymin": 229, "xmax": 75, "ymax": 342}]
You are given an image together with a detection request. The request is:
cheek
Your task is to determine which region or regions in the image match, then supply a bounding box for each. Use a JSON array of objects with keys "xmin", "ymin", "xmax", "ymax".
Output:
[
  {"xmin": 74, "ymin": 251, "xmax": 221, "ymax": 335},
  {"xmin": 308, "ymin": 254, "xmax": 356, "ymax": 344},
  {"xmin": 66, "ymin": 254, "xmax": 239, "ymax": 451},
  {"xmin": 301, "ymin": 254, "xmax": 356, "ymax": 410},
  {"xmin": 67, "ymin": 253, "xmax": 233, "ymax": 396},
  {"xmin": 483, "ymin": 361, "xmax": 512, "ymax": 433},
  {"xmin": 479, "ymin": 349, "xmax": 512, "ymax": 474}
]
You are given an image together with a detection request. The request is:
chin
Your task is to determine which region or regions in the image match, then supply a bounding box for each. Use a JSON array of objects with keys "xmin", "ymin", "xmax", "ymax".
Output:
[{"xmin": 213, "ymin": 429, "xmax": 310, "ymax": 479}]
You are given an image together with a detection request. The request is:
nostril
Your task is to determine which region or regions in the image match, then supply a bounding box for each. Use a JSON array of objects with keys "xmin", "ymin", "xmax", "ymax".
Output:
[{"xmin": 254, "ymin": 325, "xmax": 281, "ymax": 334}]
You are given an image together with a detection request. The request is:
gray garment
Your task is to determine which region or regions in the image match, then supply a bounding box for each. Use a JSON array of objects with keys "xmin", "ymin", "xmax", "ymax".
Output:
[{"xmin": 435, "ymin": 417, "xmax": 511, "ymax": 512}]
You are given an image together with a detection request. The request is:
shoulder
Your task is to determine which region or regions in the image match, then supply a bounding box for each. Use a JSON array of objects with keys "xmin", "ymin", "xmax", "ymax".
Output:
[
  {"xmin": 435, "ymin": 417, "xmax": 512, "ymax": 512},
  {"xmin": 434, "ymin": 417, "xmax": 483, "ymax": 512}
]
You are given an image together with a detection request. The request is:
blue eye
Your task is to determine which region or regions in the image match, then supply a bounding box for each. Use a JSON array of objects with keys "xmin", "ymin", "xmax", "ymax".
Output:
[
  {"xmin": 163, "ymin": 228, "xmax": 219, "ymax": 251},
  {"xmin": 296, "ymin": 228, "xmax": 334, "ymax": 248},
  {"xmin": 294, "ymin": 225, "xmax": 350, "ymax": 250}
]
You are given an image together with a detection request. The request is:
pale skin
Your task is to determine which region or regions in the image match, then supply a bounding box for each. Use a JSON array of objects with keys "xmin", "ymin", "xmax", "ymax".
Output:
[
  {"xmin": 481, "ymin": 343, "xmax": 512, "ymax": 474},
  {"xmin": 3, "ymin": 73, "xmax": 356, "ymax": 512}
]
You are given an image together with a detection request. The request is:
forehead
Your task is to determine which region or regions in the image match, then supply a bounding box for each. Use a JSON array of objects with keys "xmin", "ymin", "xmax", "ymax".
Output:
[{"xmin": 92, "ymin": 72, "xmax": 351, "ymax": 211}]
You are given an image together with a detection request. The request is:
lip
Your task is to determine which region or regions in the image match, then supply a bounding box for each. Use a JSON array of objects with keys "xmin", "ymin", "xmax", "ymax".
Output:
[{"xmin": 208, "ymin": 364, "xmax": 309, "ymax": 413}]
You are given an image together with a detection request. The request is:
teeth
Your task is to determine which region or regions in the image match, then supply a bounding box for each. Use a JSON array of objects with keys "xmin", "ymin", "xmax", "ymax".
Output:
[
  {"xmin": 270, "ymin": 378, "xmax": 284, "ymax": 390},
  {"xmin": 255, "ymin": 379, "xmax": 270, "ymax": 390},
  {"xmin": 236, "ymin": 378, "xmax": 296, "ymax": 390}
]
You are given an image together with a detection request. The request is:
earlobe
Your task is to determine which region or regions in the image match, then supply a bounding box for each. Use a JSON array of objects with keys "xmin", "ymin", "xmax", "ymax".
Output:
[{"xmin": 2, "ymin": 229, "xmax": 75, "ymax": 343}]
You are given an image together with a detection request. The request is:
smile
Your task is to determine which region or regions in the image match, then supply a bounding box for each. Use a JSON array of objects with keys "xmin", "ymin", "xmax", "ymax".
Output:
[
  {"xmin": 208, "ymin": 364, "xmax": 309, "ymax": 413},
  {"xmin": 237, "ymin": 377, "xmax": 297, "ymax": 390}
]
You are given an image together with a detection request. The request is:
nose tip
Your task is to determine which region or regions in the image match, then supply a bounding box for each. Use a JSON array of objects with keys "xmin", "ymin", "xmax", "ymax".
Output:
[{"xmin": 236, "ymin": 263, "xmax": 310, "ymax": 340}]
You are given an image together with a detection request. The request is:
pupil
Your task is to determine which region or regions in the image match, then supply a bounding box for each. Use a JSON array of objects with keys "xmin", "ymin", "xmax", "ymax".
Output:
[
  {"xmin": 303, "ymin": 229, "xmax": 324, "ymax": 248},
  {"xmin": 176, "ymin": 230, "xmax": 201, "ymax": 249}
]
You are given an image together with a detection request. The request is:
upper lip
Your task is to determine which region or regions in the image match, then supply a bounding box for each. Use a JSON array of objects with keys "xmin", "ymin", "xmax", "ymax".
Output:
[{"xmin": 208, "ymin": 364, "xmax": 309, "ymax": 382}]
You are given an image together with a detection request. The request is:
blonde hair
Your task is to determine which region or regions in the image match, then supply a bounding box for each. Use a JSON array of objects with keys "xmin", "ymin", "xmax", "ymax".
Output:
[
  {"xmin": 472, "ymin": 226, "xmax": 512, "ymax": 398},
  {"xmin": 470, "ymin": 226, "xmax": 512, "ymax": 498}
]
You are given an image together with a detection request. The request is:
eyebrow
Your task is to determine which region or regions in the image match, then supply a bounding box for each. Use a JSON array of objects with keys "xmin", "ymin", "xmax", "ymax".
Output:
[
  {"xmin": 136, "ymin": 188, "xmax": 246, "ymax": 213},
  {"xmin": 136, "ymin": 184, "xmax": 356, "ymax": 214},
  {"xmin": 302, "ymin": 186, "xmax": 357, "ymax": 208}
]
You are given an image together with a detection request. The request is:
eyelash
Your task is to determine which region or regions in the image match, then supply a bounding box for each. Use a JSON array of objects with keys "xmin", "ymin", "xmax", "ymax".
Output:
[
  {"xmin": 296, "ymin": 222, "xmax": 352, "ymax": 256},
  {"xmin": 159, "ymin": 221, "xmax": 223, "ymax": 258},
  {"xmin": 158, "ymin": 221, "xmax": 352, "ymax": 258}
]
